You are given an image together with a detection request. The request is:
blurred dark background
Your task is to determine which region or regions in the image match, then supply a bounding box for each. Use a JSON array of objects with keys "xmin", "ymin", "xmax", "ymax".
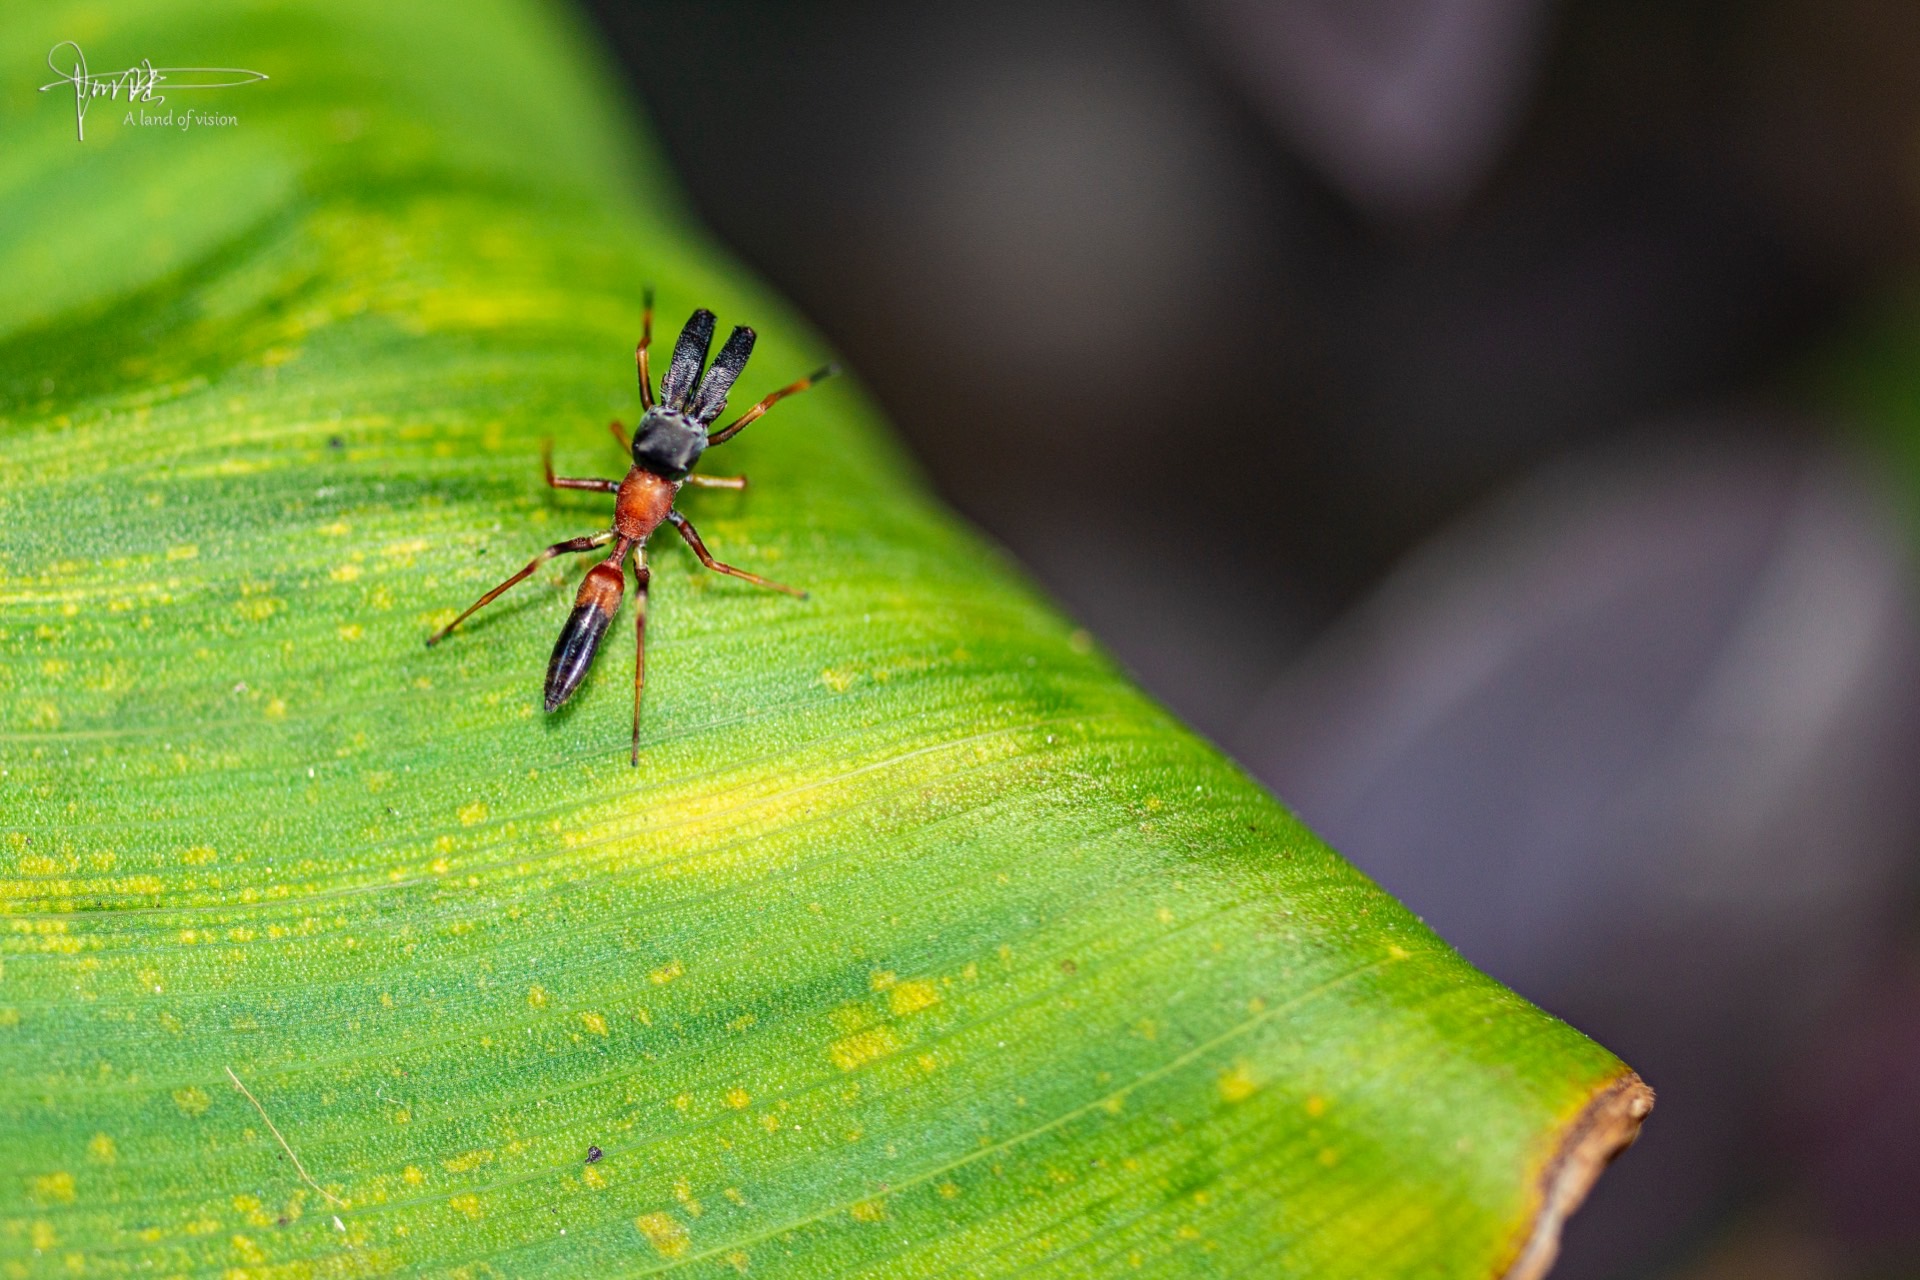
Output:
[{"xmin": 579, "ymin": 1, "xmax": 1920, "ymax": 1275}]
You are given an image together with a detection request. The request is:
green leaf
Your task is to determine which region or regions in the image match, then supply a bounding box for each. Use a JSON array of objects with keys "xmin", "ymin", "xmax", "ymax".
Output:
[{"xmin": 0, "ymin": 1, "xmax": 1648, "ymax": 1276}]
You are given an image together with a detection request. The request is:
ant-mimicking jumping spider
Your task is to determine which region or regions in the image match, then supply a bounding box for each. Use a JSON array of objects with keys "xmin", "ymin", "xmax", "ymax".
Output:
[{"xmin": 426, "ymin": 291, "xmax": 835, "ymax": 764}]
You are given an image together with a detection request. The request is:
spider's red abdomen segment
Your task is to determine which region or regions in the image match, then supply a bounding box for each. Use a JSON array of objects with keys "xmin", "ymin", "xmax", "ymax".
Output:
[{"xmin": 545, "ymin": 561, "xmax": 624, "ymax": 711}]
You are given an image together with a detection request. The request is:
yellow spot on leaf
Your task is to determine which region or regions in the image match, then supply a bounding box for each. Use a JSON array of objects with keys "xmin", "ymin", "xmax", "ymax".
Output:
[
  {"xmin": 1305, "ymin": 1095, "xmax": 1326, "ymax": 1117},
  {"xmin": 829, "ymin": 1026, "xmax": 901, "ymax": 1071},
  {"xmin": 166, "ymin": 544, "xmax": 199, "ymax": 561},
  {"xmin": 232, "ymin": 1194, "xmax": 275, "ymax": 1227},
  {"xmin": 869, "ymin": 970, "xmax": 896, "ymax": 991},
  {"xmin": 88, "ymin": 1134, "xmax": 116, "ymax": 1163},
  {"xmin": 403, "ymin": 1165, "xmax": 425, "ymax": 1186},
  {"xmin": 527, "ymin": 985, "xmax": 549, "ymax": 1009},
  {"xmin": 849, "ymin": 1199, "xmax": 886, "ymax": 1222},
  {"xmin": 1218, "ymin": 1064, "xmax": 1259, "ymax": 1104},
  {"xmin": 29, "ymin": 1172, "xmax": 75, "ymax": 1205},
  {"xmin": 829, "ymin": 1003, "xmax": 873, "ymax": 1033},
  {"xmin": 649, "ymin": 959, "xmax": 684, "ymax": 985},
  {"xmin": 888, "ymin": 980, "xmax": 940, "ymax": 1016},
  {"xmin": 457, "ymin": 802, "xmax": 487, "ymax": 826},
  {"xmin": 820, "ymin": 668, "xmax": 855, "ymax": 693},
  {"xmin": 442, "ymin": 1149, "xmax": 494, "ymax": 1174},
  {"xmin": 579, "ymin": 1012, "xmax": 608, "ymax": 1037},
  {"xmin": 673, "ymin": 1179, "xmax": 702, "ymax": 1216},
  {"xmin": 450, "ymin": 1193, "xmax": 482, "ymax": 1220},
  {"xmin": 338, "ymin": 624, "xmax": 363, "ymax": 642},
  {"xmin": 329, "ymin": 564, "xmax": 362, "ymax": 583},
  {"xmin": 173, "ymin": 1086, "xmax": 211, "ymax": 1117},
  {"xmin": 635, "ymin": 1212, "xmax": 689, "ymax": 1257},
  {"xmin": 264, "ymin": 698, "xmax": 287, "ymax": 720},
  {"xmin": 724, "ymin": 1088, "xmax": 751, "ymax": 1109}
]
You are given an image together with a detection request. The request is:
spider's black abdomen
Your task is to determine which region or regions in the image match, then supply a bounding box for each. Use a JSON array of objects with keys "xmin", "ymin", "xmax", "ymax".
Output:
[
  {"xmin": 545, "ymin": 603, "xmax": 612, "ymax": 711},
  {"xmin": 631, "ymin": 408, "xmax": 707, "ymax": 481}
]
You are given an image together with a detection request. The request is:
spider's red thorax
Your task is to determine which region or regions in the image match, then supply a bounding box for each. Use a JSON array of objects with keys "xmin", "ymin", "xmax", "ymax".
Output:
[{"xmin": 614, "ymin": 466, "xmax": 677, "ymax": 542}]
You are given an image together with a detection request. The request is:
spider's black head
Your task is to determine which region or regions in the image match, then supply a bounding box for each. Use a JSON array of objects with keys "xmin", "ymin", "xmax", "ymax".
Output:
[
  {"xmin": 631, "ymin": 406, "xmax": 706, "ymax": 480},
  {"xmin": 636, "ymin": 308, "xmax": 760, "ymax": 480}
]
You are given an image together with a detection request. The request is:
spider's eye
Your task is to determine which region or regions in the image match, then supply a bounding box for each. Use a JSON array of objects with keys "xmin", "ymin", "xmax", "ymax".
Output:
[{"xmin": 632, "ymin": 411, "xmax": 706, "ymax": 480}]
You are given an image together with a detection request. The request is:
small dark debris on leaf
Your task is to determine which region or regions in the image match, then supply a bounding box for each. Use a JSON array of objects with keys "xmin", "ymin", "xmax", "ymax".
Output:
[
  {"xmin": 327, "ymin": 436, "xmax": 344, "ymax": 450},
  {"xmin": 277, "ymin": 1216, "xmax": 289, "ymax": 1227},
  {"xmin": 586, "ymin": 1146, "xmax": 603, "ymax": 1164},
  {"xmin": 1060, "ymin": 959, "xmax": 1077, "ymax": 974}
]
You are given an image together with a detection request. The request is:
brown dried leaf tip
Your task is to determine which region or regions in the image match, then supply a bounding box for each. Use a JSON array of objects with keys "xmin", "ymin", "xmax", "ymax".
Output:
[{"xmin": 1501, "ymin": 1071, "xmax": 1655, "ymax": 1280}]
